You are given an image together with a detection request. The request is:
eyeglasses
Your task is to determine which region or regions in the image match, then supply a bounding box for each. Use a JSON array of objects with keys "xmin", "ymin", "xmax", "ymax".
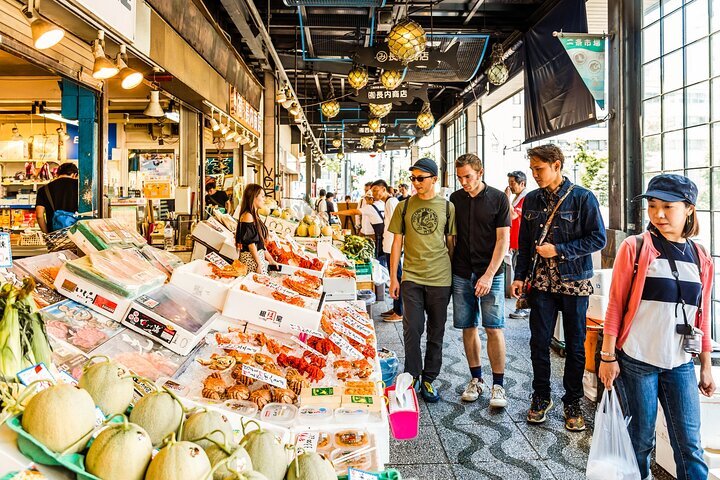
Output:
[{"xmin": 410, "ymin": 174, "xmax": 433, "ymax": 183}]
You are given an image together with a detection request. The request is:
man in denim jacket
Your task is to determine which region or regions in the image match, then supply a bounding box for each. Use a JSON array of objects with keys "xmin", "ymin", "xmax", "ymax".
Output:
[{"xmin": 510, "ymin": 144, "xmax": 606, "ymax": 431}]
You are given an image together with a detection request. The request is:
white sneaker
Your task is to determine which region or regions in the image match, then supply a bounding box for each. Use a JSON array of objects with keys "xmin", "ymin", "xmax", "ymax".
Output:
[
  {"xmin": 489, "ymin": 384, "xmax": 507, "ymax": 408},
  {"xmin": 461, "ymin": 378, "xmax": 484, "ymax": 402}
]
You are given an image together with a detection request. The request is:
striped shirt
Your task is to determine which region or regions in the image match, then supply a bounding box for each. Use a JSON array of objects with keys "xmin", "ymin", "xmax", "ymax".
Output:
[{"xmin": 622, "ymin": 233, "xmax": 702, "ymax": 369}]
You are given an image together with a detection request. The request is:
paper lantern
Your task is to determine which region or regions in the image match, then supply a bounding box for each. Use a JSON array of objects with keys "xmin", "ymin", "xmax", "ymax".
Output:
[{"xmin": 368, "ymin": 103, "xmax": 392, "ymax": 118}]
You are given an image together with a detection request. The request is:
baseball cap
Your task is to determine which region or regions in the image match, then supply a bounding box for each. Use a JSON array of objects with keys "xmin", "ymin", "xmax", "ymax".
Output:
[
  {"xmin": 409, "ymin": 157, "xmax": 438, "ymax": 177},
  {"xmin": 634, "ymin": 174, "xmax": 698, "ymax": 205}
]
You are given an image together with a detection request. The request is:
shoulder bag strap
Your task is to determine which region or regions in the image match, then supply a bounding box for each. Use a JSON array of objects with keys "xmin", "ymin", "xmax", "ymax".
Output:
[
  {"xmin": 370, "ymin": 203, "xmax": 384, "ymax": 221},
  {"xmin": 623, "ymin": 234, "xmax": 644, "ymax": 316},
  {"xmin": 444, "ymin": 200, "xmax": 450, "ymax": 235},
  {"xmin": 44, "ymin": 184, "xmax": 55, "ymax": 213},
  {"xmin": 400, "ymin": 197, "xmax": 409, "ymax": 235}
]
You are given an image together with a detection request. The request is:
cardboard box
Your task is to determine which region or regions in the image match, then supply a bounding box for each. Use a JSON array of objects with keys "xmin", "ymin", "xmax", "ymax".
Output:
[
  {"xmin": 170, "ymin": 260, "xmax": 242, "ymax": 310},
  {"xmin": 261, "ymin": 215, "xmax": 299, "ymax": 237},
  {"xmin": 192, "ymin": 220, "xmax": 234, "ymax": 251},
  {"xmin": 590, "ymin": 269, "xmax": 613, "ymax": 297},
  {"xmin": 584, "ymin": 326, "xmax": 602, "ymax": 372},
  {"xmin": 587, "ymin": 294, "xmax": 609, "ymax": 320},
  {"xmin": 122, "ymin": 284, "xmax": 220, "ymax": 356},
  {"xmin": 222, "ymin": 275, "xmax": 324, "ymax": 334},
  {"xmin": 54, "ymin": 265, "xmax": 135, "ymax": 322}
]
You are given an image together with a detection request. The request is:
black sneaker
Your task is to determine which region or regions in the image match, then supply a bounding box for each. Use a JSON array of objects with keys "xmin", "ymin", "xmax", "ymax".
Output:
[
  {"xmin": 527, "ymin": 394, "xmax": 553, "ymax": 423},
  {"xmin": 420, "ymin": 380, "xmax": 440, "ymax": 403},
  {"xmin": 563, "ymin": 400, "xmax": 586, "ymax": 431}
]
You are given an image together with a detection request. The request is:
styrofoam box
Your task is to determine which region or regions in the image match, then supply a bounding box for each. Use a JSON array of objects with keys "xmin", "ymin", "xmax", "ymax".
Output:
[
  {"xmin": 170, "ymin": 260, "xmax": 242, "ymax": 310},
  {"xmin": 53, "ymin": 265, "xmax": 135, "ymax": 322},
  {"xmin": 323, "ymin": 277, "xmax": 357, "ymax": 302},
  {"xmin": 192, "ymin": 220, "xmax": 234, "ymax": 251},
  {"xmin": 276, "ymin": 260, "xmax": 327, "ymax": 278},
  {"xmin": 587, "ymin": 294, "xmax": 609, "ymax": 320},
  {"xmin": 122, "ymin": 284, "xmax": 220, "ymax": 356},
  {"xmin": 706, "ymin": 450, "xmax": 720, "ymax": 470},
  {"xmin": 218, "ymin": 238, "xmax": 240, "ymax": 260},
  {"xmin": 710, "ymin": 468, "xmax": 720, "ymax": 480},
  {"xmin": 590, "ymin": 269, "xmax": 613, "ymax": 297},
  {"xmin": 222, "ymin": 276, "xmax": 324, "ymax": 334}
]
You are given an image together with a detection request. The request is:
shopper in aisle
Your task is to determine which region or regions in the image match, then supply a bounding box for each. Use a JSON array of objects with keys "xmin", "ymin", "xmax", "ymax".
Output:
[
  {"xmin": 598, "ymin": 174, "xmax": 715, "ymax": 480},
  {"xmin": 236, "ymin": 183, "xmax": 277, "ymax": 274},
  {"xmin": 510, "ymin": 144, "xmax": 606, "ymax": 430},
  {"xmin": 315, "ymin": 188, "xmax": 328, "ymax": 217},
  {"xmin": 371, "ymin": 179, "xmax": 403, "ymax": 323},
  {"xmin": 35, "ymin": 162, "xmax": 79, "ymax": 234},
  {"xmin": 325, "ymin": 192, "xmax": 339, "ymax": 225},
  {"xmin": 506, "ymin": 170, "xmax": 530, "ymax": 319},
  {"xmin": 334, "ymin": 188, "xmax": 385, "ymax": 258},
  {"xmin": 356, "ymin": 181, "xmax": 373, "ymax": 234},
  {"xmin": 388, "ymin": 158, "xmax": 456, "ymax": 403},
  {"xmin": 205, "ymin": 180, "xmax": 231, "ymax": 214},
  {"xmin": 450, "ymin": 154, "xmax": 511, "ymax": 407},
  {"xmin": 397, "ymin": 183, "xmax": 410, "ymax": 201}
]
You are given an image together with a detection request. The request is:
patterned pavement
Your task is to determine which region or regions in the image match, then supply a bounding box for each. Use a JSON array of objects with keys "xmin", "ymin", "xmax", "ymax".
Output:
[{"xmin": 371, "ymin": 297, "xmax": 673, "ymax": 480}]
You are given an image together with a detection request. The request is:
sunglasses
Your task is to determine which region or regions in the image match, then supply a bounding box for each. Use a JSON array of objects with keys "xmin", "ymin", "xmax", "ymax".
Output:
[{"xmin": 410, "ymin": 174, "xmax": 434, "ymax": 183}]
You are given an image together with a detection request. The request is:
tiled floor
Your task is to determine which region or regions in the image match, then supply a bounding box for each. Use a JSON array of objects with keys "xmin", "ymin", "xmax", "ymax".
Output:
[{"xmin": 371, "ymin": 298, "xmax": 674, "ymax": 480}]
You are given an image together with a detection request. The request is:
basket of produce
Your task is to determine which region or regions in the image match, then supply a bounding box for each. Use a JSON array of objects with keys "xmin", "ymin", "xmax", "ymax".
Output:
[{"xmin": 340, "ymin": 235, "xmax": 375, "ymax": 264}]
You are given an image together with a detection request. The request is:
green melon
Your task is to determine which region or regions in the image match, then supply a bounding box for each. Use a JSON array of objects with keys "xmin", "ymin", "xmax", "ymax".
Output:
[
  {"xmin": 241, "ymin": 430, "xmax": 288, "ymax": 480},
  {"xmin": 21, "ymin": 384, "xmax": 96, "ymax": 453},
  {"xmin": 206, "ymin": 443, "xmax": 253, "ymax": 480},
  {"xmin": 129, "ymin": 391, "xmax": 183, "ymax": 447},
  {"xmin": 145, "ymin": 440, "xmax": 211, "ymax": 480},
  {"xmin": 237, "ymin": 472, "xmax": 270, "ymax": 480},
  {"xmin": 182, "ymin": 410, "xmax": 233, "ymax": 450},
  {"xmin": 78, "ymin": 358, "xmax": 134, "ymax": 416},
  {"xmin": 285, "ymin": 451, "xmax": 336, "ymax": 480},
  {"xmin": 85, "ymin": 421, "xmax": 152, "ymax": 480}
]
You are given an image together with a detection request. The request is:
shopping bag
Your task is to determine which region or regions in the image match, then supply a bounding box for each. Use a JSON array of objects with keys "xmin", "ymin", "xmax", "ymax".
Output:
[{"xmin": 586, "ymin": 387, "xmax": 641, "ymax": 480}]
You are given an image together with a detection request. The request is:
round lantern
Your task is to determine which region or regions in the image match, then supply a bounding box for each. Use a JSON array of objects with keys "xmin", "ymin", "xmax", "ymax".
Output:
[
  {"xmin": 380, "ymin": 69, "xmax": 405, "ymax": 90},
  {"xmin": 386, "ymin": 18, "xmax": 427, "ymax": 63},
  {"xmin": 368, "ymin": 103, "xmax": 392, "ymax": 118},
  {"xmin": 347, "ymin": 64, "xmax": 369, "ymax": 91},
  {"xmin": 321, "ymin": 99, "xmax": 340, "ymax": 119},
  {"xmin": 368, "ymin": 117, "xmax": 381, "ymax": 132},
  {"xmin": 416, "ymin": 102, "xmax": 434, "ymax": 131}
]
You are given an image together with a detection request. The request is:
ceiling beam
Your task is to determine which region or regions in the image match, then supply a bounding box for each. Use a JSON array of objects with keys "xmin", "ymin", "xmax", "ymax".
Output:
[
  {"xmin": 219, "ymin": 0, "xmax": 270, "ymax": 69},
  {"xmin": 314, "ymin": 74, "xmax": 324, "ymax": 101},
  {"xmin": 464, "ymin": 0, "xmax": 485, "ymax": 25}
]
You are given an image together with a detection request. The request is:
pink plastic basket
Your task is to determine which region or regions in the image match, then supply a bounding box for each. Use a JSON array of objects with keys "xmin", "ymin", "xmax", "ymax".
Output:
[{"xmin": 384, "ymin": 384, "xmax": 420, "ymax": 440}]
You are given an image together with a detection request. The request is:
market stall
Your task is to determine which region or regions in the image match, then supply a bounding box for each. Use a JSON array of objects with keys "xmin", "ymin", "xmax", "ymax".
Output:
[{"xmin": 0, "ymin": 217, "xmax": 393, "ymax": 480}]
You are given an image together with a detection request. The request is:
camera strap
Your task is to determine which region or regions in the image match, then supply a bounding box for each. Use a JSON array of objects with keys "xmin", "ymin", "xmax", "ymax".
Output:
[{"xmin": 656, "ymin": 235, "xmax": 702, "ymax": 328}]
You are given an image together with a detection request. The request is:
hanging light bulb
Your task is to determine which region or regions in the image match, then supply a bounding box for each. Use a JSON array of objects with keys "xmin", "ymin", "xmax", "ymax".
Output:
[
  {"xmin": 380, "ymin": 69, "xmax": 406, "ymax": 90},
  {"xmin": 416, "ymin": 101, "xmax": 435, "ymax": 131},
  {"xmin": 487, "ymin": 43, "xmax": 509, "ymax": 86},
  {"xmin": 368, "ymin": 117, "xmax": 381, "ymax": 132},
  {"xmin": 276, "ymin": 87, "xmax": 287, "ymax": 104},
  {"xmin": 337, "ymin": 151, "xmax": 345, "ymax": 160},
  {"xmin": 368, "ymin": 103, "xmax": 392, "ymax": 118},
  {"xmin": 347, "ymin": 64, "xmax": 369, "ymax": 91},
  {"xmin": 116, "ymin": 45, "xmax": 143, "ymax": 89},
  {"xmin": 332, "ymin": 136, "xmax": 342, "ymax": 148},
  {"xmin": 92, "ymin": 31, "xmax": 118, "ymax": 79},
  {"xmin": 143, "ymin": 90, "xmax": 164, "ymax": 117},
  {"xmin": 386, "ymin": 18, "xmax": 427, "ymax": 63},
  {"xmin": 321, "ymin": 99, "xmax": 340, "ymax": 119}
]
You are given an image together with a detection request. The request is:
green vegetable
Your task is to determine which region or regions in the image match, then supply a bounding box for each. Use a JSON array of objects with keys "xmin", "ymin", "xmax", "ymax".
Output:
[
  {"xmin": 0, "ymin": 286, "xmax": 21, "ymax": 380},
  {"xmin": 17, "ymin": 278, "xmax": 51, "ymax": 368},
  {"xmin": 341, "ymin": 235, "xmax": 375, "ymax": 263}
]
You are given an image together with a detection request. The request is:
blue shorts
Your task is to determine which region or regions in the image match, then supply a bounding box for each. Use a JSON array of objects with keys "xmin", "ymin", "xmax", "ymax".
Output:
[{"xmin": 452, "ymin": 273, "xmax": 505, "ymax": 329}]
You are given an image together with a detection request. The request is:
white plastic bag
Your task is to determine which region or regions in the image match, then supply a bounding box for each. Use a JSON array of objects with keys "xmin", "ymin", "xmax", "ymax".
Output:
[
  {"xmin": 586, "ymin": 387, "xmax": 641, "ymax": 480},
  {"xmin": 372, "ymin": 258, "xmax": 390, "ymax": 285}
]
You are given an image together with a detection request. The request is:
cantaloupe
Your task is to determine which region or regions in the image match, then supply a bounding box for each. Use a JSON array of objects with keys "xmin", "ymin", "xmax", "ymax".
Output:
[
  {"xmin": 181, "ymin": 410, "xmax": 233, "ymax": 450},
  {"xmin": 308, "ymin": 224, "xmax": 321, "ymax": 238},
  {"xmin": 241, "ymin": 430, "xmax": 288, "ymax": 480},
  {"xmin": 21, "ymin": 384, "xmax": 96, "ymax": 453},
  {"xmin": 295, "ymin": 224, "xmax": 308, "ymax": 237},
  {"xmin": 145, "ymin": 439, "xmax": 211, "ymax": 480},
  {"xmin": 285, "ymin": 451, "xmax": 335, "ymax": 480},
  {"xmin": 129, "ymin": 390, "xmax": 183, "ymax": 447},
  {"xmin": 235, "ymin": 472, "xmax": 269, "ymax": 480},
  {"xmin": 205, "ymin": 442, "xmax": 253, "ymax": 480},
  {"xmin": 78, "ymin": 357, "xmax": 134, "ymax": 416},
  {"xmin": 320, "ymin": 226, "xmax": 333, "ymax": 237},
  {"xmin": 85, "ymin": 420, "xmax": 152, "ymax": 480}
]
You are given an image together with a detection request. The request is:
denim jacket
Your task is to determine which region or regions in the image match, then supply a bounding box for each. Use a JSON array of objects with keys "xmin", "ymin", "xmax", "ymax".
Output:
[{"xmin": 514, "ymin": 177, "xmax": 606, "ymax": 283}]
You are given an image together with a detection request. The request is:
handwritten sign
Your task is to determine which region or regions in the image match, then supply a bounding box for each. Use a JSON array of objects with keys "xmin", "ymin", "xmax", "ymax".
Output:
[
  {"xmin": 295, "ymin": 432, "xmax": 319, "ymax": 453},
  {"xmin": 205, "ymin": 252, "xmax": 230, "ymax": 268},
  {"xmin": 341, "ymin": 306, "xmax": 372, "ymax": 326},
  {"xmin": 16, "ymin": 363, "xmax": 54, "ymax": 391},
  {"xmin": 241, "ymin": 364, "xmax": 287, "ymax": 388},
  {"xmin": 287, "ymin": 323, "xmax": 325, "ymax": 338},
  {"xmin": 215, "ymin": 343, "xmax": 260, "ymax": 353},
  {"xmin": 348, "ymin": 468, "xmax": 381, "ymax": 480},
  {"xmin": 335, "ymin": 324, "xmax": 367, "ymax": 345},
  {"xmin": 329, "ymin": 333, "xmax": 362, "ymax": 360},
  {"xmin": 342, "ymin": 317, "xmax": 373, "ymax": 338}
]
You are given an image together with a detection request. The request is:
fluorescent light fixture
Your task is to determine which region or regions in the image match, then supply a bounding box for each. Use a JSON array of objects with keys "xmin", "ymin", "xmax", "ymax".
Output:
[
  {"xmin": 36, "ymin": 112, "xmax": 78, "ymax": 126},
  {"xmin": 143, "ymin": 90, "xmax": 164, "ymax": 117}
]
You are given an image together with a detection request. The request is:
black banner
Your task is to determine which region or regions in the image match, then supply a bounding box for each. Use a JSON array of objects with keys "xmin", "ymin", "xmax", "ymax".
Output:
[
  {"xmin": 354, "ymin": 44, "xmax": 460, "ymax": 71},
  {"xmin": 350, "ymin": 84, "xmax": 429, "ymax": 105}
]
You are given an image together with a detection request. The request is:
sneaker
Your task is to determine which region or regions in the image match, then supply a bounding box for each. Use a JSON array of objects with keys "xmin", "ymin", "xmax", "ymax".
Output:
[
  {"xmin": 527, "ymin": 394, "xmax": 553, "ymax": 423},
  {"xmin": 564, "ymin": 400, "xmax": 586, "ymax": 431},
  {"xmin": 380, "ymin": 309, "xmax": 395, "ymax": 317},
  {"xmin": 489, "ymin": 385, "xmax": 508, "ymax": 408},
  {"xmin": 420, "ymin": 380, "xmax": 440, "ymax": 403},
  {"xmin": 509, "ymin": 309, "xmax": 529, "ymax": 319},
  {"xmin": 460, "ymin": 378, "xmax": 484, "ymax": 402},
  {"xmin": 383, "ymin": 313, "xmax": 402, "ymax": 323}
]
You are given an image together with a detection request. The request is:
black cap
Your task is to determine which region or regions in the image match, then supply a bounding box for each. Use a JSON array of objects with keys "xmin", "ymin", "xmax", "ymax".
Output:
[
  {"xmin": 634, "ymin": 174, "xmax": 698, "ymax": 205},
  {"xmin": 409, "ymin": 157, "xmax": 438, "ymax": 177}
]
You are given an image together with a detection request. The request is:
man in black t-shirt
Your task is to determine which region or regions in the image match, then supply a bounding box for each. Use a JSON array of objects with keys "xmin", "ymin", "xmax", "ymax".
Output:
[
  {"xmin": 450, "ymin": 153, "xmax": 511, "ymax": 409},
  {"xmin": 35, "ymin": 162, "xmax": 79, "ymax": 233},
  {"xmin": 205, "ymin": 181, "xmax": 230, "ymax": 213}
]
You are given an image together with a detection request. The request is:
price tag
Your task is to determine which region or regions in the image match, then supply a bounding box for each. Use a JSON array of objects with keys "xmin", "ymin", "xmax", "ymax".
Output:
[
  {"xmin": 205, "ymin": 252, "xmax": 230, "ymax": 268},
  {"xmin": 241, "ymin": 364, "xmax": 287, "ymax": 389},
  {"xmin": 295, "ymin": 432, "xmax": 319, "ymax": 453},
  {"xmin": 16, "ymin": 363, "xmax": 54, "ymax": 390},
  {"xmin": 135, "ymin": 295, "xmax": 160, "ymax": 309},
  {"xmin": 329, "ymin": 333, "xmax": 362, "ymax": 360},
  {"xmin": 0, "ymin": 232, "xmax": 12, "ymax": 268},
  {"xmin": 342, "ymin": 317, "xmax": 373, "ymax": 338},
  {"xmin": 287, "ymin": 323, "xmax": 325, "ymax": 338},
  {"xmin": 335, "ymin": 324, "xmax": 367, "ymax": 345},
  {"xmin": 341, "ymin": 306, "xmax": 372, "ymax": 326},
  {"xmin": 291, "ymin": 336, "xmax": 326, "ymax": 358},
  {"xmin": 348, "ymin": 468, "xmax": 381, "ymax": 480}
]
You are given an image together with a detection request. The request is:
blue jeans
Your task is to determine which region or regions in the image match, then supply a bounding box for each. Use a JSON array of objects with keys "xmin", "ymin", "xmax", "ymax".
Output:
[
  {"xmin": 452, "ymin": 273, "xmax": 505, "ymax": 329},
  {"xmin": 617, "ymin": 352, "xmax": 707, "ymax": 480},
  {"xmin": 528, "ymin": 289, "xmax": 588, "ymax": 403}
]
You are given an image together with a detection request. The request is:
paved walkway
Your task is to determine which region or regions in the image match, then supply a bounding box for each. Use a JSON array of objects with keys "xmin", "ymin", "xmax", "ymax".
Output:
[{"xmin": 372, "ymin": 297, "xmax": 672, "ymax": 480}]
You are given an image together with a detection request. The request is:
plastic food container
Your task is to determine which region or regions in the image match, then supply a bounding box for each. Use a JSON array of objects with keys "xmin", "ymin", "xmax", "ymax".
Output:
[
  {"xmin": 334, "ymin": 407, "xmax": 370, "ymax": 423},
  {"xmin": 297, "ymin": 405, "xmax": 334, "ymax": 424},
  {"xmin": 334, "ymin": 429, "xmax": 370, "ymax": 449},
  {"xmin": 260, "ymin": 402, "xmax": 298, "ymax": 425},
  {"xmin": 223, "ymin": 399, "xmax": 258, "ymax": 418},
  {"xmin": 330, "ymin": 447, "xmax": 373, "ymax": 475}
]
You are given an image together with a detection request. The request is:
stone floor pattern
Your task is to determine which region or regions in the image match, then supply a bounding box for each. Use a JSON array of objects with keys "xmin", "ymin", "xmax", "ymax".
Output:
[{"xmin": 371, "ymin": 298, "xmax": 673, "ymax": 480}]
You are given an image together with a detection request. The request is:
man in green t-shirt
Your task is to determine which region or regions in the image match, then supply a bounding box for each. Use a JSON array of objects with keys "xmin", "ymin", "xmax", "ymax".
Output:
[{"xmin": 388, "ymin": 158, "xmax": 456, "ymax": 403}]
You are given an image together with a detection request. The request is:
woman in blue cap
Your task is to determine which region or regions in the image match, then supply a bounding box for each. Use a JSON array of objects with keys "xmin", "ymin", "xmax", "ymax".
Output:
[{"xmin": 599, "ymin": 174, "xmax": 716, "ymax": 480}]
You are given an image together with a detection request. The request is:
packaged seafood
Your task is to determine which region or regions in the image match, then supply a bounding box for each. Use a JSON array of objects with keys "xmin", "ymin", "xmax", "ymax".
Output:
[
  {"xmin": 140, "ymin": 245, "xmax": 184, "ymax": 279},
  {"xmin": 265, "ymin": 234, "xmax": 327, "ymax": 275},
  {"xmin": 69, "ymin": 218, "xmax": 146, "ymax": 253},
  {"xmin": 297, "ymin": 405, "xmax": 334, "ymax": 424},
  {"xmin": 41, "ymin": 299, "xmax": 123, "ymax": 353},
  {"xmin": 334, "ymin": 430, "xmax": 371, "ymax": 449},
  {"xmin": 54, "ymin": 264, "xmax": 135, "ymax": 322},
  {"xmin": 14, "ymin": 250, "xmax": 78, "ymax": 288},
  {"xmin": 0, "ymin": 265, "xmax": 64, "ymax": 308},
  {"xmin": 47, "ymin": 337, "xmax": 88, "ymax": 380},
  {"xmin": 260, "ymin": 402, "xmax": 297, "ymax": 426},
  {"xmin": 330, "ymin": 447, "xmax": 374, "ymax": 475}
]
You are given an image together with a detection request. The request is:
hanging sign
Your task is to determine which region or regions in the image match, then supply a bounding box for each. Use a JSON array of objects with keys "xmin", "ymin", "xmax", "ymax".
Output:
[
  {"xmin": 556, "ymin": 33, "xmax": 606, "ymax": 109},
  {"xmin": 354, "ymin": 44, "xmax": 460, "ymax": 71},
  {"xmin": 68, "ymin": 0, "xmax": 136, "ymax": 43},
  {"xmin": 351, "ymin": 85, "xmax": 429, "ymax": 105},
  {"xmin": 229, "ymin": 87, "xmax": 261, "ymax": 137}
]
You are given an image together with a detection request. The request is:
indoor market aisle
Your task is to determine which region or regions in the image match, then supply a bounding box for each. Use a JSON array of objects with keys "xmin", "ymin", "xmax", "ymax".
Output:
[{"xmin": 371, "ymin": 300, "xmax": 673, "ymax": 480}]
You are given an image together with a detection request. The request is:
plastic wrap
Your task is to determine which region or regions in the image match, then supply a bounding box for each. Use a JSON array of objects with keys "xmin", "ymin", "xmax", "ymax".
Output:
[
  {"xmin": 41, "ymin": 299, "xmax": 123, "ymax": 353},
  {"xmin": 71, "ymin": 218, "xmax": 146, "ymax": 251}
]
